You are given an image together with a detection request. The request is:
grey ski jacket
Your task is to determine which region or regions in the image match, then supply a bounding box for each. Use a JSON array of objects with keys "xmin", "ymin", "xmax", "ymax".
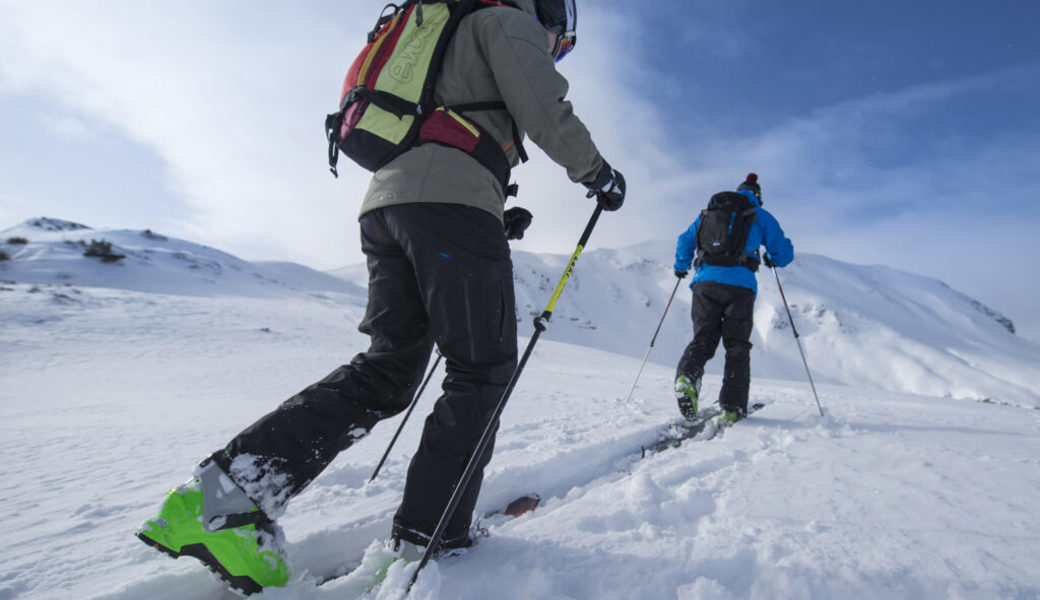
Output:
[{"xmin": 360, "ymin": 0, "xmax": 604, "ymax": 221}]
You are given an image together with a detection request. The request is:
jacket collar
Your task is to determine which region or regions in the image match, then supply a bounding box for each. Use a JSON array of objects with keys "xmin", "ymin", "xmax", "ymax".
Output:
[{"xmin": 737, "ymin": 189, "xmax": 761, "ymax": 207}]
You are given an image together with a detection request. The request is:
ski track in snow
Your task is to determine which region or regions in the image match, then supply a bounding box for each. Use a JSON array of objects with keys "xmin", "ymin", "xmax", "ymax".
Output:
[{"xmin": 3, "ymin": 229, "xmax": 1040, "ymax": 599}]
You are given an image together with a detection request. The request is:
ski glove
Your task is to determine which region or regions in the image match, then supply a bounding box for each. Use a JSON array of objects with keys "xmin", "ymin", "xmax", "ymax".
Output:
[
  {"xmin": 504, "ymin": 207, "xmax": 533, "ymax": 240},
  {"xmin": 584, "ymin": 161, "xmax": 626, "ymax": 211},
  {"xmin": 675, "ymin": 269, "xmax": 688, "ymax": 279}
]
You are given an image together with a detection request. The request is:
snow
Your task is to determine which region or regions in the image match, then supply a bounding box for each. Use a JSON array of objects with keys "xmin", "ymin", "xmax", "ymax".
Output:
[{"xmin": 2, "ymin": 217, "xmax": 1039, "ymax": 599}]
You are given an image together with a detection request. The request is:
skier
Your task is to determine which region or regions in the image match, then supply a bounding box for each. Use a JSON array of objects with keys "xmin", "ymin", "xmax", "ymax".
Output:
[
  {"xmin": 673, "ymin": 174, "xmax": 793, "ymax": 424},
  {"xmin": 136, "ymin": 0, "xmax": 626, "ymax": 593}
]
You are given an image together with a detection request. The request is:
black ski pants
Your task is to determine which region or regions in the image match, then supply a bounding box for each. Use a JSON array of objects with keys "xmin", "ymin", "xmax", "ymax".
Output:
[
  {"xmin": 212, "ymin": 203, "xmax": 517, "ymax": 549},
  {"xmin": 675, "ymin": 281, "xmax": 755, "ymax": 414}
]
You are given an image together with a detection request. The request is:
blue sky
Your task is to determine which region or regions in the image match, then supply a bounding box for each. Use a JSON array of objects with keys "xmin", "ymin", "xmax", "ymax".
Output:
[{"xmin": 1, "ymin": 0, "xmax": 1038, "ymax": 340}]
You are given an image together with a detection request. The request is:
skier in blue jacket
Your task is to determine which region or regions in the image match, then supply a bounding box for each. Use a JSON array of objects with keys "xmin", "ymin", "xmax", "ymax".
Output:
[{"xmin": 673, "ymin": 173, "xmax": 793, "ymax": 422}]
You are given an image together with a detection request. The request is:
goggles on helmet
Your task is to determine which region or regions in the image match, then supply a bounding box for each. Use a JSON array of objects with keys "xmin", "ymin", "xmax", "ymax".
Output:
[
  {"xmin": 551, "ymin": 31, "xmax": 576, "ymax": 62},
  {"xmin": 537, "ymin": 0, "xmax": 577, "ymax": 62}
]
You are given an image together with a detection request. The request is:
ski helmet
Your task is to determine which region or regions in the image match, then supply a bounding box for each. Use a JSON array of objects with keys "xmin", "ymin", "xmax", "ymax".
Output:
[{"xmin": 535, "ymin": 0, "xmax": 577, "ymax": 62}]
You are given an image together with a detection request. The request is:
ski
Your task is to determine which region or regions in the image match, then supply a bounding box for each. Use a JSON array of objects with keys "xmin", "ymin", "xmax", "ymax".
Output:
[
  {"xmin": 641, "ymin": 402, "xmax": 765, "ymax": 457},
  {"xmin": 313, "ymin": 493, "xmax": 540, "ymax": 588},
  {"xmin": 299, "ymin": 403, "xmax": 768, "ymax": 593}
]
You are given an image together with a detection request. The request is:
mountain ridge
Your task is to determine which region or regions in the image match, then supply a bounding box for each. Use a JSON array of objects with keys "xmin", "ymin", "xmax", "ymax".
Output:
[{"xmin": 3, "ymin": 216, "xmax": 1036, "ymax": 407}]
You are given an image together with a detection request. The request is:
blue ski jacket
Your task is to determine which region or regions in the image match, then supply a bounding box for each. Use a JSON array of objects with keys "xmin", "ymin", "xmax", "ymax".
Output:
[{"xmin": 674, "ymin": 190, "xmax": 794, "ymax": 294}]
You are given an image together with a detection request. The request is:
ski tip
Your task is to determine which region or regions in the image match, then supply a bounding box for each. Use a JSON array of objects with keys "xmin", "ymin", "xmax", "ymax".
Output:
[{"xmin": 503, "ymin": 494, "xmax": 540, "ymax": 517}]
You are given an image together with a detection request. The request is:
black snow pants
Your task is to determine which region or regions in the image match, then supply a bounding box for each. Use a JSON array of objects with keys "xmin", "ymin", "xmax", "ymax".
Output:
[
  {"xmin": 675, "ymin": 281, "xmax": 756, "ymax": 415},
  {"xmin": 211, "ymin": 203, "xmax": 518, "ymax": 549}
]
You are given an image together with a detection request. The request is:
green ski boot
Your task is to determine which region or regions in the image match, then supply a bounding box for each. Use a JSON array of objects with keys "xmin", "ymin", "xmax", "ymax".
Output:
[
  {"xmin": 674, "ymin": 373, "xmax": 701, "ymax": 420},
  {"xmin": 136, "ymin": 460, "xmax": 289, "ymax": 595},
  {"xmin": 721, "ymin": 409, "xmax": 745, "ymax": 425}
]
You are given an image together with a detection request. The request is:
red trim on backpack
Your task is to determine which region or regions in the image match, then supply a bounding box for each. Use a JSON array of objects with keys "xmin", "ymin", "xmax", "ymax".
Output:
[
  {"xmin": 365, "ymin": 6, "xmax": 411, "ymax": 85},
  {"xmin": 340, "ymin": 100, "xmax": 365, "ymax": 140},
  {"xmin": 419, "ymin": 109, "xmax": 480, "ymax": 153},
  {"xmin": 340, "ymin": 7, "xmax": 412, "ymax": 105}
]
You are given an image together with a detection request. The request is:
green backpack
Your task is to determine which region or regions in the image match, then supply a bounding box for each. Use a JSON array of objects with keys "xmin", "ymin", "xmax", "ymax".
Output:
[{"xmin": 324, "ymin": 0, "xmax": 526, "ymax": 194}]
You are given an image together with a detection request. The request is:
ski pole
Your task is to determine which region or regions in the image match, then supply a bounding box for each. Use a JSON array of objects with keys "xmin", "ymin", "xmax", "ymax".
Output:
[
  {"xmin": 369, "ymin": 350, "xmax": 443, "ymax": 482},
  {"xmin": 408, "ymin": 204, "xmax": 605, "ymax": 591},
  {"xmin": 624, "ymin": 277, "xmax": 682, "ymax": 402},
  {"xmin": 772, "ymin": 266, "xmax": 824, "ymax": 417}
]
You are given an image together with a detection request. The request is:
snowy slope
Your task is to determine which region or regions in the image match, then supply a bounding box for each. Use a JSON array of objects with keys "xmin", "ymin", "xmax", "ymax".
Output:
[
  {"xmin": 2, "ymin": 284, "xmax": 1039, "ymax": 600},
  {"xmin": 2, "ymin": 218, "xmax": 1040, "ymax": 599},
  {"xmin": 503, "ymin": 240, "xmax": 1038, "ymax": 408},
  {"xmin": 1, "ymin": 217, "xmax": 363, "ymax": 297},
  {"xmin": 330, "ymin": 238, "xmax": 1038, "ymax": 408}
]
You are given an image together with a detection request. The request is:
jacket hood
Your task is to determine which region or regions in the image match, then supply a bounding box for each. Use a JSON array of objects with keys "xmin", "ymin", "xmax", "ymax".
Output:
[{"xmin": 504, "ymin": 0, "xmax": 538, "ymax": 19}]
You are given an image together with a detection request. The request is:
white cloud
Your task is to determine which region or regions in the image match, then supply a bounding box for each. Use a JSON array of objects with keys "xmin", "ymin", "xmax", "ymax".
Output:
[
  {"xmin": 0, "ymin": 1, "xmax": 1036, "ymax": 337},
  {"xmin": 0, "ymin": 1, "xmax": 687, "ymax": 269},
  {"xmin": 0, "ymin": 1, "xmax": 375, "ymax": 266},
  {"xmin": 40, "ymin": 114, "xmax": 99, "ymax": 141}
]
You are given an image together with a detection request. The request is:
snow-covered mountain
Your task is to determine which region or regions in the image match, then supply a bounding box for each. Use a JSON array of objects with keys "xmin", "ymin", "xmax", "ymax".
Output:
[
  {"xmin": 506, "ymin": 241, "xmax": 1038, "ymax": 408},
  {"xmin": 6, "ymin": 217, "xmax": 1037, "ymax": 408},
  {"xmin": 0, "ymin": 217, "xmax": 363, "ymax": 297},
  {"xmin": 3, "ymin": 216, "xmax": 1039, "ymax": 600}
]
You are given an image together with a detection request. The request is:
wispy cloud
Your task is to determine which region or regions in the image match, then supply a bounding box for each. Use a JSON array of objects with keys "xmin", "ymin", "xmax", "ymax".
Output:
[
  {"xmin": 0, "ymin": 1, "xmax": 683, "ymax": 267},
  {"xmin": 0, "ymin": 1, "xmax": 377, "ymax": 264}
]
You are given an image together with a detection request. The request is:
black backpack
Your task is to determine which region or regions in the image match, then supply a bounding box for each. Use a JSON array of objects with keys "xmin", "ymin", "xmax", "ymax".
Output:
[{"xmin": 694, "ymin": 191, "xmax": 760, "ymax": 271}]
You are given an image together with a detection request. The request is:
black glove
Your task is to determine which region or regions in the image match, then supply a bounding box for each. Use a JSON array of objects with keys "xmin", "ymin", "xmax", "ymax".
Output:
[
  {"xmin": 763, "ymin": 253, "xmax": 775, "ymax": 268},
  {"xmin": 584, "ymin": 161, "xmax": 626, "ymax": 211},
  {"xmin": 503, "ymin": 207, "xmax": 533, "ymax": 240},
  {"xmin": 675, "ymin": 269, "xmax": 688, "ymax": 279}
]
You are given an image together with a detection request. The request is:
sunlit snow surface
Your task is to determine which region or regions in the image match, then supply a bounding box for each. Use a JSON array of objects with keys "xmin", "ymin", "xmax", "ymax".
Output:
[{"xmin": 2, "ymin": 218, "xmax": 1038, "ymax": 599}]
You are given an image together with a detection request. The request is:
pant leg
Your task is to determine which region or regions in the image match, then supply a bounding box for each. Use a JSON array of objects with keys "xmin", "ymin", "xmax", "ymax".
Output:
[
  {"xmin": 210, "ymin": 209, "xmax": 434, "ymax": 517},
  {"xmin": 387, "ymin": 204, "xmax": 518, "ymax": 549},
  {"xmin": 718, "ymin": 284, "xmax": 756, "ymax": 414},
  {"xmin": 676, "ymin": 282, "xmax": 724, "ymax": 382}
]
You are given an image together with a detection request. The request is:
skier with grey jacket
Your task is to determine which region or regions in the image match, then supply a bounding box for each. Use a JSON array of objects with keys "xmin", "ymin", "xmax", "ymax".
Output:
[{"xmin": 136, "ymin": 0, "xmax": 625, "ymax": 594}]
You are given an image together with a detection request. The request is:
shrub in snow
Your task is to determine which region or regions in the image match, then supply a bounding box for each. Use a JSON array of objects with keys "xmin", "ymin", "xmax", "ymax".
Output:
[
  {"xmin": 0, "ymin": 249, "xmax": 9, "ymax": 261},
  {"xmin": 6, "ymin": 237, "xmax": 28, "ymax": 245},
  {"xmin": 30, "ymin": 217, "xmax": 89, "ymax": 232},
  {"xmin": 83, "ymin": 239, "xmax": 126, "ymax": 263}
]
